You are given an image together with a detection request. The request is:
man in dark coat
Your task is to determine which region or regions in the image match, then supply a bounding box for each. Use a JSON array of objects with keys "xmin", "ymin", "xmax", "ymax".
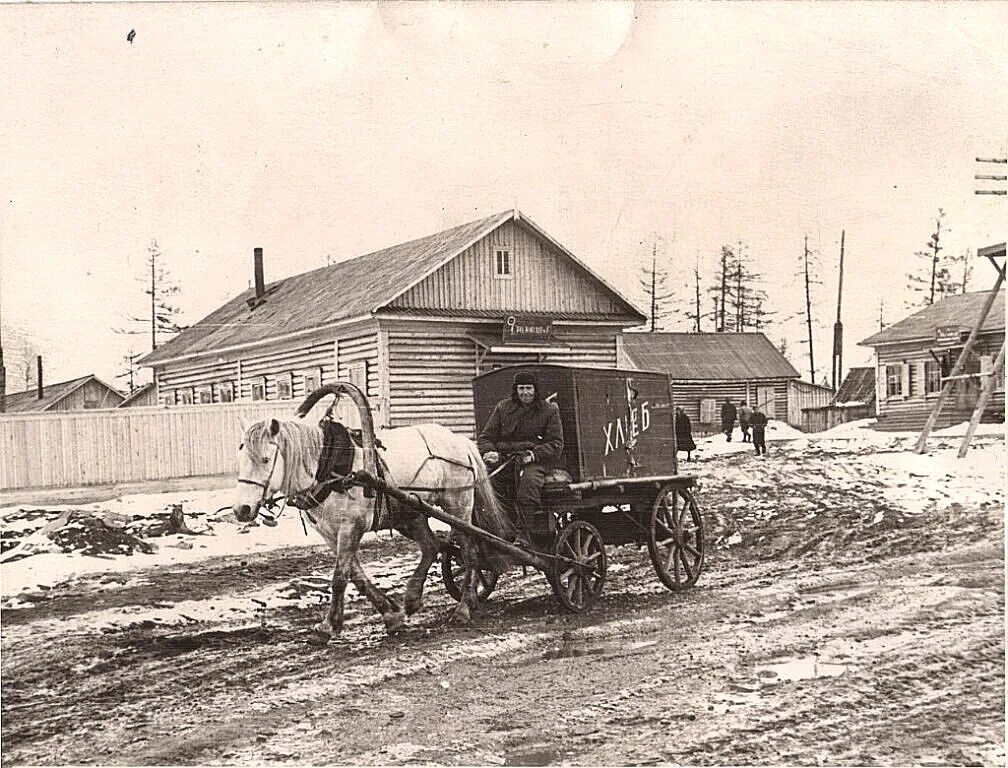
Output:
[
  {"xmin": 477, "ymin": 371, "xmax": 564, "ymax": 519},
  {"xmin": 674, "ymin": 407, "xmax": 696, "ymax": 461},
  {"xmin": 750, "ymin": 404, "xmax": 769, "ymax": 457},
  {"xmin": 721, "ymin": 399, "xmax": 737, "ymax": 442}
]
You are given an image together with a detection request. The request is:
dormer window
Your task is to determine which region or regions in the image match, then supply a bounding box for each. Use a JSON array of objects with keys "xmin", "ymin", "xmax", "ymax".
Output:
[{"xmin": 494, "ymin": 248, "xmax": 512, "ymax": 278}]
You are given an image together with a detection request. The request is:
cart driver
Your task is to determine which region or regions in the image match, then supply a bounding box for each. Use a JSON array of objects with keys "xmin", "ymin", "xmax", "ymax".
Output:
[{"xmin": 477, "ymin": 370, "xmax": 564, "ymax": 524}]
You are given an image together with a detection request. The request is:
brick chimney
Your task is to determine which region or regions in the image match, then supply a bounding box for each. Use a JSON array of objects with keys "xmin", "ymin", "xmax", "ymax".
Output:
[
  {"xmin": 36, "ymin": 355, "xmax": 43, "ymax": 400},
  {"xmin": 254, "ymin": 247, "xmax": 265, "ymax": 300}
]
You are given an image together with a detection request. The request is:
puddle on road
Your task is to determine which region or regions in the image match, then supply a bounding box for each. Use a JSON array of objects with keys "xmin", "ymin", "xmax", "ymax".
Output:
[
  {"xmin": 541, "ymin": 637, "xmax": 658, "ymax": 661},
  {"xmin": 756, "ymin": 655, "xmax": 847, "ymax": 683}
]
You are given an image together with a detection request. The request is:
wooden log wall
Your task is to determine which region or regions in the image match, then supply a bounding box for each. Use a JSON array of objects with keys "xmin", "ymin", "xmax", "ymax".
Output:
[
  {"xmin": 383, "ymin": 321, "xmax": 619, "ymax": 435},
  {"xmin": 669, "ymin": 380, "xmax": 790, "ymax": 429}
]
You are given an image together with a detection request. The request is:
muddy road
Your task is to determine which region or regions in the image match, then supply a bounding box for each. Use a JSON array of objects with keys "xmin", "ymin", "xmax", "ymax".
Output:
[{"xmin": 2, "ymin": 438, "xmax": 1004, "ymax": 766}]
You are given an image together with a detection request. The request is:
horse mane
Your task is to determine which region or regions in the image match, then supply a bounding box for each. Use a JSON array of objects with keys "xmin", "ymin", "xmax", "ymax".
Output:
[{"xmin": 245, "ymin": 418, "xmax": 325, "ymax": 497}]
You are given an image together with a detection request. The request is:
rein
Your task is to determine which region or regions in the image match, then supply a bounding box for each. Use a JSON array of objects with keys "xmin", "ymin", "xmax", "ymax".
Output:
[{"xmin": 238, "ymin": 444, "xmax": 286, "ymax": 512}]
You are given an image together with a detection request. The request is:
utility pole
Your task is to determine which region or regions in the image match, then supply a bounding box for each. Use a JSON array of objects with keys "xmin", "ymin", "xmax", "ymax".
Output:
[
  {"xmin": 803, "ymin": 235, "xmax": 815, "ymax": 382},
  {"xmin": 694, "ymin": 260, "xmax": 702, "ymax": 332},
  {"xmin": 831, "ymin": 230, "xmax": 845, "ymax": 391},
  {"xmin": 149, "ymin": 242, "xmax": 157, "ymax": 350},
  {"xmin": 650, "ymin": 242, "xmax": 657, "ymax": 333}
]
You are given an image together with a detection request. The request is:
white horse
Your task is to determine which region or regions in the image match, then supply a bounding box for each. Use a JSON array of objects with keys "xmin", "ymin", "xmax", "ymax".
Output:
[{"xmin": 231, "ymin": 416, "xmax": 512, "ymax": 644}]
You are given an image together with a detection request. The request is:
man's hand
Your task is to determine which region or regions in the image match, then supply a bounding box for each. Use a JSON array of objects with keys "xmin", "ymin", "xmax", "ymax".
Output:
[
  {"xmin": 482, "ymin": 451, "xmax": 500, "ymax": 465},
  {"xmin": 522, "ymin": 450, "xmax": 535, "ymax": 465}
]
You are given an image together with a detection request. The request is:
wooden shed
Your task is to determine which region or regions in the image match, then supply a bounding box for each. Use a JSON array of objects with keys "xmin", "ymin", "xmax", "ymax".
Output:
[
  {"xmin": 138, "ymin": 209, "xmax": 646, "ymax": 435},
  {"xmin": 1, "ymin": 374, "xmax": 124, "ymax": 413},
  {"xmin": 801, "ymin": 367, "xmax": 877, "ymax": 432},
  {"xmin": 859, "ymin": 288, "xmax": 1005, "ymax": 431},
  {"xmin": 619, "ymin": 332, "xmax": 808, "ymax": 433},
  {"xmin": 117, "ymin": 382, "xmax": 158, "ymax": 408}
]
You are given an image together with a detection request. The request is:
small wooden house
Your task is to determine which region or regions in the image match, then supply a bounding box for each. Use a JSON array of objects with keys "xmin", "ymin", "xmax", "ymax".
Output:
[
  {"xmin": 2, "ymin": 374, "xmax": 124, "ymax": 413},
  {"xmin": 801, "ymin": 367, "xmax": 877, "ymax": 432},
  {"xmin": 859, "ymin": 288, "xmax": 1005, "ymax": 431},
  {"xmin": 619, "ymin": 332, "xmax": 810, "ymax": 432},
  {"xmin": 138, "ymin": 210, "xmax": 646, "ymax": 435},
  {"xmin": 116, "ymin": 383, "xmax": 158, "ymax": 408}
]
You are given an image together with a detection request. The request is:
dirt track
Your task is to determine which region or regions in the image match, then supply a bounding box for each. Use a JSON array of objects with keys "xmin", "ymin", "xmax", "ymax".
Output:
[{"xmin": 2, "ymin": 442, "xmax": 1004, "ymax": 766}]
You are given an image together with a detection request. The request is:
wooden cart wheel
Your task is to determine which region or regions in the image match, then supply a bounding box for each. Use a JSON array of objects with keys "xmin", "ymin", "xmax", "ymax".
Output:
[
  {"xmin": 648, "ymin": 484, "xmax": 705, "ymax": 591},
  {"xmin": 549, "ymin": 520, "xmax": 607, "ymax": 612},
  {"xmin": 440, "ymin": 544, "xmax": 499, "ymax": 603}
]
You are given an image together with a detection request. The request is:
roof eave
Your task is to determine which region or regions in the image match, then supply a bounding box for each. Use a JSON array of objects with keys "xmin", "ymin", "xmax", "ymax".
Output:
[{"xmin": 139, "ymin": 313, "xmax": 374, "ymax": 368}]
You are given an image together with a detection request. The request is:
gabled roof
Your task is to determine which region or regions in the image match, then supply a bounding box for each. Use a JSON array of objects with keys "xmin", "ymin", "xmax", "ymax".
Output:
[
  {"xmin": 860, "ymin": 289, "xmax": 1005, "ymax": 347},
  {"xmin": 2, "ymin": 374, "xmax": 123, "ymax": 413},
  {"xmin": 140, "ymin": 209, "xmax": 645, "ymax": 367},
  {"xmin": 117, "ymin": 382, "xmax": 156, "ymax": 408},
  {"xmin": 833, "ymin": 367, "xmax": 876, "ymax": 406},
  {"xmin": 622, "ymin": 332, "xmax": 800, "ymax": 380}
]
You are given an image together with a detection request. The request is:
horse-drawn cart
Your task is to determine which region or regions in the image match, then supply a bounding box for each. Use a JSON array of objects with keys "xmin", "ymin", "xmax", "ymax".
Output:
[
  {"xmin": 236, "ymin": 364, "xmax": 704, "ymax": 640},
  {"xmin": 302, "ymin": 364, "xmax": 704, "ymax": 614}
]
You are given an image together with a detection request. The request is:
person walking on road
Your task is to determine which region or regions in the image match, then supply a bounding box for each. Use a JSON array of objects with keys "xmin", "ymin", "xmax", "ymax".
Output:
[
  {"xmin": 674, "ymin": 407, "xmax": 696, "ymax": 461},
  {"xmin": 721, "ymin": 399, "xmax": 737, "ymax": 442},
  {"xmin": 750, "ymin": 404, "xmax": 768, "ymax": 457},
  {"xmin": 738, "ymin": 401, "xmax": 753, "ymax": 442}
]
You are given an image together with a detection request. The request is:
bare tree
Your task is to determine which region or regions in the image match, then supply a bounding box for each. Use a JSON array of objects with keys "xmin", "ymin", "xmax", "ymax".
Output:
[
  {"xmin": 708, "ymin": 245, "xmax": 734, "ymax": 332},
  {"xmin": 116, "ymin": 349, "xmax": 145, "ymax": 395},
  {"xmin": 799, "ymin": 235, "xmax": 823, "ymax": 382},
  {"xmin": 118, "ymin": 239, "xmax": 187, "ymax": 351}
]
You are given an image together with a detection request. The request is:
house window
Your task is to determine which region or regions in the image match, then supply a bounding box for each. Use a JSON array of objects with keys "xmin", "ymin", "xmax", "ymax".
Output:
[
  {"xmin": 924, "ymin": 360, "xmax": 941, "ymax": 395},
  {"xmin": 885, "ymin": 364, "xmax": 902, "ymax": 398},
  {"xmin": 345, "ymin": 360, "xmax": 367, "ymax": 393},
  {"xmin": 275, "ymin": 374, "xmax": 293, "ymax": 401},
  {"xmin": 217, "ymin": 382, "xmax": 234, "ymax": 402},
  {"xmin": 699, "ymin": 398, "xmax": 717, "ymax": 424},
  {"xmin": 251, "ymin": 379, "xmax": 266, "ymax": 402},
  {"xmin": 494, "ymin": 248, "xmax": 512, "ymax": 278},
  {"xmin": 906, "ymin": 363, "xmax": 916, "ymax": 397},
  {"xmin": 197, "ymin": 386, "xmax": 213, "ymax": 404},
  {"xmin": 176, "ymin": 388, "xmax": 194, "ymax": 405},
  {"xmin": 302, "ymin": 368, "xmax": 321, "ymax": 396}
]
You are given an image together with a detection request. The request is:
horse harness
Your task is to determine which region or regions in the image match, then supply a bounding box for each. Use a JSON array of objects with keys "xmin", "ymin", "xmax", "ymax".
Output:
[{"xmin": 287, "ymin": 417, "xmax": 480, "ymax": 533}]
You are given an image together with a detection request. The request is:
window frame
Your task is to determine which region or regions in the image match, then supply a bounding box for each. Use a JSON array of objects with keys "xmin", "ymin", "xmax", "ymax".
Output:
[
  {"xmin": 885, "ymin": 364, "xmax": 903, "ymax": 399},
  {"xmin": 923, "ymin": 360, "xmax": 942, "ymax": 396},
  {"xmin": 301, "ymin": 367, "xmax": 322, "ymax": 397},
  {"xmin": 494, "ymin": 247, "xmax": 513, "ymax": 279},
  {"xmin": 250, "ymin": 378, "xmax": 266, "ymax": 402},
  {"xmin": 275, "ymin": 373, "xmax": 293, "ymax": 401}
]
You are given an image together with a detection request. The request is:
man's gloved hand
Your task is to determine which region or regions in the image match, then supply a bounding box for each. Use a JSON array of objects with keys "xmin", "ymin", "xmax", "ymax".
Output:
[
  {"xmin": 483, "ymin": 451, "xmax": 500, "ymax": 464},
  {"xmin": 522, "ymin": 450, "xmax": 535, "ymax": 465}
]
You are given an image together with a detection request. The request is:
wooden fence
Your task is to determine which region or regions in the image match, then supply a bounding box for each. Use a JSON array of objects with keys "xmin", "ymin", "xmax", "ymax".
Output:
[{"xmin": 0, "ymin": 399, "xmax": 347, "ymax": 492}]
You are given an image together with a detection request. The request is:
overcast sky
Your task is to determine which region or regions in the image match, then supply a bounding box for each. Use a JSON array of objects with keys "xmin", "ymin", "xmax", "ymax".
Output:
[{"xmin": 1, "ymin": 1, "xmax": 1005, "ymax": 392}]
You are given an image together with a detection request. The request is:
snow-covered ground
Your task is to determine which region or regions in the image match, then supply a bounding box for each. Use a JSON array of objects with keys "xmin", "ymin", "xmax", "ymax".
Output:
[{"xmin": 1, "ymin": 419, "xmax": 1004, "ymax": 606}]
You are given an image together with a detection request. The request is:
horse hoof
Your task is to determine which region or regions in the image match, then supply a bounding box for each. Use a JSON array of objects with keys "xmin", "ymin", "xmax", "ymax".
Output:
[
  {"xmin": 450, "ymin": 603, "xmax": 471, "ymax": 625},
  {"xmin": 306, "ymin": 629, "xmax": 331, "ymax": 646}
]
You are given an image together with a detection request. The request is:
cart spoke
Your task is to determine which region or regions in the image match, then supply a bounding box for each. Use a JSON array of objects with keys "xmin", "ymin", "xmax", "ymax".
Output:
[
  {"xmin": 673, "ymin": 548, "xmax": 682, "ymax": 586},
  {"xmin": 683, "ymin": 541, "xmax": 701, "ymax": 560},
  {"xmin": 680, "ymin": 551, "xmax": 694, "ymax": 582}
]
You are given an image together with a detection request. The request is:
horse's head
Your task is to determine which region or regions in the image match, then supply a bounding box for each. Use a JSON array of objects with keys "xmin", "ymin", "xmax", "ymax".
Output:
[{"xmin": 233, "ymin": 418, "xmax": 287, "ymax": 523}]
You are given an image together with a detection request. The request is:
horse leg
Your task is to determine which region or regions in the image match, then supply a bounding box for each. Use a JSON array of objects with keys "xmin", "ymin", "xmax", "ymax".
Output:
[
  {"xmin": 398, "ymin": 517, "xmax": 439, "ymax": 617},
  {"xmin": 349, "ymin": 554, "xmax": 406, "ymax": 634},
  {"xmin": 307, "ymin": 560, "xmax": 350, "ymax": 646},
  {"xmin": 449, "ymin": 533, "xmax": 479, "ymax": 625}
]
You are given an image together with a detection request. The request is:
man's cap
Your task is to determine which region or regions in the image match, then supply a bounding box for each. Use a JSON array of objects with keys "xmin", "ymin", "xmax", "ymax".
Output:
[{"xmin": 513, "ymin": 371, "xmax": 538, "ymax": 386}]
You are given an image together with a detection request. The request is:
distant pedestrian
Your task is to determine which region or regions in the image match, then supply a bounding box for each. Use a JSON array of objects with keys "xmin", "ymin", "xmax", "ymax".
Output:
[
  {"xmin": 738, "ymin": 401, "xmax": 753, "ymax": 442},
  {"xmin": 721, "ymin": 399, "xmax": 737, "ymax": 442},
  {"xmin": 674, "ymin": 407, "xmax": 696, "ymax": 461},
  {"xmin": 750, "ymin": 404, "xmax": 768, "ymax": 457}
]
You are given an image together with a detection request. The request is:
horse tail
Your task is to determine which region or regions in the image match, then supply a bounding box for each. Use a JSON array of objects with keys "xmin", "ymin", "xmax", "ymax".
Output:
[{"xmin": 463, "ymin": 439, "xmax": 515, "ymax": 568}]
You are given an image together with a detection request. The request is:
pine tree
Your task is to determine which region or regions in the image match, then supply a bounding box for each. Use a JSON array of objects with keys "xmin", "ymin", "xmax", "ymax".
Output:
[
  {"xmin": 117, "ymin": 239, "xmax": 187, "ymax": 351},
  {"xmin": 637, "ymin": 236, "xmax": 676, "ymax": 332},
  {"xmin": 906, "ymin": 209, "xmax": 947, "ymax": 307}
]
